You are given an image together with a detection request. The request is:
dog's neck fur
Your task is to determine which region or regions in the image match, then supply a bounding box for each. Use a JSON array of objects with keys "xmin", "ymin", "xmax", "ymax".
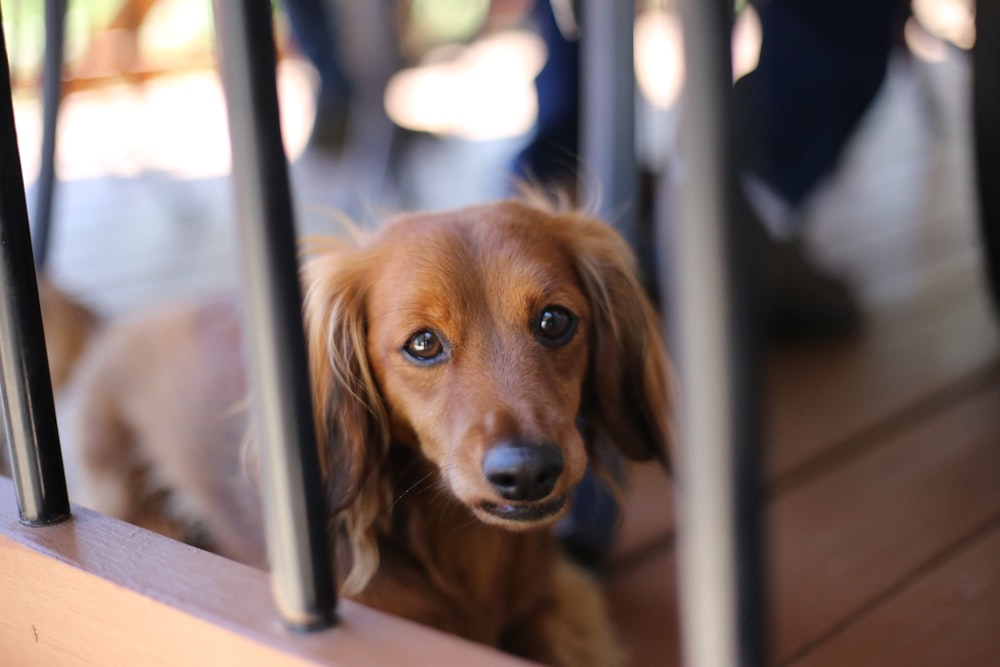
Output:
[{"xmin": 350, "ymin": 445, "xmax": 560, "ymax": 646}]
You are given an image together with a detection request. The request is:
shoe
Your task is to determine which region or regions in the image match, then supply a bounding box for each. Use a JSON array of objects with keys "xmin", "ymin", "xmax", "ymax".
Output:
[
  {"xmin": 308, "ymin": 98, "xmax": 350, "ymax": 153},
  {"xmin": 755, "ymin": 227, "xmax": 862, "ymax": 341}
]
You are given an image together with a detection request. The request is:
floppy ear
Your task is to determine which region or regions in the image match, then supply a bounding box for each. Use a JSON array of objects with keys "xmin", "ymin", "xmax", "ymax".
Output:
[
  {"xmin": 566, "ymin": 214, "xmax": 674, "ymax": 468},
  {"xmin": 302, "ymin": 246, "xmax": 392, "ymax": 596}
]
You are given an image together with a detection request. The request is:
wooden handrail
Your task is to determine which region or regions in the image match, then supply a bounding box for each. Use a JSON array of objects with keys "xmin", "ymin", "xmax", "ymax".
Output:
[{"xmin": 0, "ymin": 476, "xmax": 529, "ymax": 666}]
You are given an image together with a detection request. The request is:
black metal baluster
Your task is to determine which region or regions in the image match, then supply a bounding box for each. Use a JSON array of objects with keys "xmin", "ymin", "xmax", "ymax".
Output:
[
  {"xmin": 0, "ymin": 7, "xmax": 71, "ymax": 526},
  {"xmin": 581, "ymin": 0, "xmax": 639, "ymax": 246},
  {"xmin": 212, "ymin": 0, "xmax": 336, "ymax": 630},
  {"xmin": 974, "ymin": 0, "xmax": 1000, "ymax": 314},
  {"xmin": 32, "ymin": 0, "xmax": 67, "ymax": 270},
  {"xmin": 663, "ymin": 0, "xmax": 766, "ymax": 665}
]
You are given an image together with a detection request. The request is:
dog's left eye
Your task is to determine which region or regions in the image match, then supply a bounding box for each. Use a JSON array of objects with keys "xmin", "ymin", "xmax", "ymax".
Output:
[
  {"xmin": 536, "ymin": 306, "xmax": 577, "ymax": 346},
  {"xmin": 404, "ymin": 330, "xmax": 446, "ymax": 363}
]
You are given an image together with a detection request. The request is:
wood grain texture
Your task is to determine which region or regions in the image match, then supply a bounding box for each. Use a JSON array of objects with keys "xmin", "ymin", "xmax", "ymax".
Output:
[
  {"xmin": 766, "ymin": 259, "xmax": 1000, "ymax": 483},
  {"xmin": 607, "ymin": 380, "xmax": 1000, "ymax": 667},
  {"xmin": 768, "ymin": 382, "xmax": 1000, "ymax": 662},
  {"xmin": 605, "ymin": 548, "xmax": 678, "ymax": 667},
  {"xmin": 610, "ymin": 461, "xmax": 673, "ymax": 563},
  {"xmin": 0, "ymin": 476, "xmax": 530, "ymax": 667},
  {"xmin": 789, "ymin": 519, "xmax": 1000, "ymax": 667}
]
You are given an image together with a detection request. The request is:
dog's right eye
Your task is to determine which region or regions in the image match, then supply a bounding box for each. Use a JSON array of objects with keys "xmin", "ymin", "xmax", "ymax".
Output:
[{"xmin": 403, "ymin": 330, "xmax": 446, "ymax": 363}]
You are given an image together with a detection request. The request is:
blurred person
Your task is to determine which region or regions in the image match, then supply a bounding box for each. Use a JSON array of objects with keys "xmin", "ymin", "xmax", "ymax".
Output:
[
  {"xmin": 737, "ymin": 0, "xmax": 910, "ymax": 228},
  {"xmin": 282, "ymin": 0, "xmax": 355, "ymax": 150},
  {"xmin": 511, "ymin": 0, "xmax": 580, "ymax": 188},
  {"xmin": 514, "ymin": 0, "xmax": 914, "ymax": 338},
  {"xmin": 736, "ymin": 0, "xmax": 910, "ymax": 338}
]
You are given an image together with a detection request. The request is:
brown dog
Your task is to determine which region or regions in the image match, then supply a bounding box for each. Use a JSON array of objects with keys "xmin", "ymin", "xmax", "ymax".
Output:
[{"xmin": 71, "ymin": 199, "xmax": 673, "ymax": 666}]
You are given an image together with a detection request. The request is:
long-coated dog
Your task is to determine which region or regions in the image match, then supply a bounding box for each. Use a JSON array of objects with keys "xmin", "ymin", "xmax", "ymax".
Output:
[{"xmin": 66, "ymin": 199, "xmax": 673, "ymax": 666}]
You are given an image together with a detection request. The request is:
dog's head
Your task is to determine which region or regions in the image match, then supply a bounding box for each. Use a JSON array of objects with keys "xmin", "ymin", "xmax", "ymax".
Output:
[{"xmin": 304, "ymin": 200, "xmax": 672, "ymax": 593}]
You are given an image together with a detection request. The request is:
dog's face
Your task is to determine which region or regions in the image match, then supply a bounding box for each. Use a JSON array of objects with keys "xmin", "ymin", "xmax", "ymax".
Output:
[
  {"xmin": 305, "ymin": 200, "xmax": 671, "ymax": 590},
  {"xmin": 364, "ymin": 207, "xmax": 594, "ymax": 529}
]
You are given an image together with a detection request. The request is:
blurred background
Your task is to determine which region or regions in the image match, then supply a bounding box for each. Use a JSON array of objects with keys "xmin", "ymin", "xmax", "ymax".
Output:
[
  {"xmin": 0, "ymin": 0, "xmax": 976, "ymax": 314},
  {"xmin": 5, "ymin": 1, "xmax": 999, "ymax": 666}
]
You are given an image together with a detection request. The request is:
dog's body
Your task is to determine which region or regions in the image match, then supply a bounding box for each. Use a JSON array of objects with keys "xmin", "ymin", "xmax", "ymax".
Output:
[
  {"xmin": 69, "ymin": 299, "xmax": 266, "ymax": 563},
  {"xmin": 67, "ymin": 200, "xmax": 672, "ymax": 666}
]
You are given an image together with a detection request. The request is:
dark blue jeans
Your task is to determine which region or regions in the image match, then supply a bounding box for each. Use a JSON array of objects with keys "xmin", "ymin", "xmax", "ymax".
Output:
[
  {"xmin": 282, "ymin": 0, "xmax": 353, "ymax": 105},
  {"xmin": 735, "ymin": 0, "xmax": 908, "ymax": 206},
  {"xmin": 518, "ymin": 0, "xmax": 907, "ymax": 205}
]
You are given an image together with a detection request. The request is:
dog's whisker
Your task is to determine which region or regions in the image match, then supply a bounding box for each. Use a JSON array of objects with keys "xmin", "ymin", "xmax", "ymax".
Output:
[{"xmin": 391, "ymin": 470, "xmax": 436, "ymax": 511}]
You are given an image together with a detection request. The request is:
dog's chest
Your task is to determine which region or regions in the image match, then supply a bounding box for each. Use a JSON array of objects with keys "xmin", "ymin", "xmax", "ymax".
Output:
[{"xmin": 418, "ymin": 523, "xmax": 558, "ymax": 643}]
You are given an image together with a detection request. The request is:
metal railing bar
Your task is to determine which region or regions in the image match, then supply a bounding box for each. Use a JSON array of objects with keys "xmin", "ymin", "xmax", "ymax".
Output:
[
  {"xmin": 32, "ymin": 0, "xmax": 67, "ymax": 270},
  {"xmin": 0, "ymin": 7, "xmax": 71, "ymax": 526},
  {"xmin": 664, "ymin": 0, "xmax": 766, "ymax": 665},
  {"xmin": 212, "ymin": 0, "xmax": 336, "ymax": 630},
  {"xmin": 581, "ymin": 0, "xmax": 639, "ymax": 247}
]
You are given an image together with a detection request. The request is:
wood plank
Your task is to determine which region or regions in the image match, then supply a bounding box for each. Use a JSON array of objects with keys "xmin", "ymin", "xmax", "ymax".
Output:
[
  {"xmin": 612, "ymin": 262, "xmax": 998, "ymax": 564},
  {"xmin": 605, "ymin": 549, "xmax": 679, "ymax": 667},
  {"xmin": 789, "ymin": 518, "xmax": 1000, "ymax": 667},
  {"xmin": 611, "ymin": 461, "xmax": 673, "ymax": 562},
  {"xmin": 607, "ymin": 378, "xmax": 1000, "ymax": 667},
  {"xmin": 0, "ymin": 477, "xmax": 529, "ymax": 667},
  {"xmin": 766, "ymin": 260, "xmax": 1000, "ymax": 481},
  {"xmin": 768, "ymin": 381, "xmax": 1000, "ymax": 661}
]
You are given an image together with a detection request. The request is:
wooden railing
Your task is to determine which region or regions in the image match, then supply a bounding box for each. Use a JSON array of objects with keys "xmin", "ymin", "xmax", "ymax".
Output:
[{"xmin": 0, "ymin": 475, "xmax": 527, "ymax": 666}]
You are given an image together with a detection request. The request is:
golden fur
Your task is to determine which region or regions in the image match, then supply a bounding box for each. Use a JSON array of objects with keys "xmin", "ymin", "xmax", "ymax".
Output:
[{"xmin": 67, "ymin": 200, "xmax": 673, "ymax": 666}]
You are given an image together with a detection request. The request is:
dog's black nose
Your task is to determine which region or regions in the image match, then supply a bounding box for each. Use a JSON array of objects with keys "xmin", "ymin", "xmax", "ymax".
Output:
[{"xmin": 482, "ymin": 442, "xmax": 564, "ymax": 502}]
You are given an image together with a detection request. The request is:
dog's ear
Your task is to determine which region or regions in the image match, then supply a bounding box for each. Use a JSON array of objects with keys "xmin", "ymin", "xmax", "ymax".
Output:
[
  {"xmin": 303, "ymin": 247, "xmax": 391, "ymax": 596},
  {"xmin": 566, "ymin": 215, "xmax": 674, "ymax": 468}
]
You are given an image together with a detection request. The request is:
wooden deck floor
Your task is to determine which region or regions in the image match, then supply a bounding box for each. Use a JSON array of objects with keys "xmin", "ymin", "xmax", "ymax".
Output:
[
  {"xmin": 606, "ymin": 53, "xmax": 1000, "ymax": 666},
  {"xmin": 14, "ymin": 44, "xmax": 999, "ymax": 666}
]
